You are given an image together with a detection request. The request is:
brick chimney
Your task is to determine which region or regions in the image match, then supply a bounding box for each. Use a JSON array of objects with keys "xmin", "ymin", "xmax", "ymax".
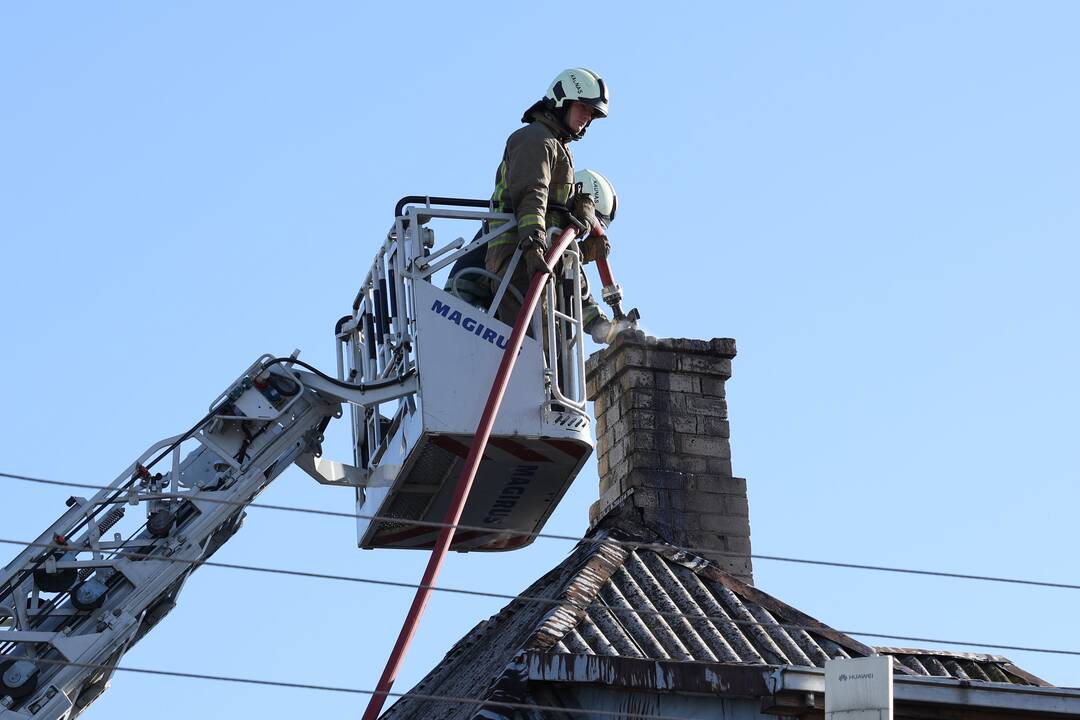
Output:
[{"xmin": 586, "ymin": 334, "xmax": 753, "ymax": 583}]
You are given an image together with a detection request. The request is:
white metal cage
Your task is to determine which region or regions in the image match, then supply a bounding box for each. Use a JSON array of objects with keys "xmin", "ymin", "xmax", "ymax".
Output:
[{"xmin": 336, "ymin": 197, "xmax": 594, "ymax": 552}]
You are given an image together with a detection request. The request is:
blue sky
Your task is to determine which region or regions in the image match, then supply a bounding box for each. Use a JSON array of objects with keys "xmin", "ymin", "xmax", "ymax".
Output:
[{"xmin": 3, "ymin": 2, "xmax": 1079, "ymax": 717}]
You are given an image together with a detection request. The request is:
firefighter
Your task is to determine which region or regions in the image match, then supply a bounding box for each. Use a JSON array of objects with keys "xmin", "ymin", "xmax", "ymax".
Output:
[
  {"xmin": 572, "ymin": 169, "xmax": 621, "ymax": 344},
  {"xmin": 485, "ymin": 67, "xmax": 610, "ymax": 324}
]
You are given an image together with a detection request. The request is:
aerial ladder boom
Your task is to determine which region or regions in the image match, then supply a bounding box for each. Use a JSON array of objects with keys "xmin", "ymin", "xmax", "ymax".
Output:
[
  {"xmin": 0, "ymin": 357, "xmax": 414, "ymax": 719},
  {"xmin": 1, "ymin": 196, "xmax": 601, "ymax": 719}
]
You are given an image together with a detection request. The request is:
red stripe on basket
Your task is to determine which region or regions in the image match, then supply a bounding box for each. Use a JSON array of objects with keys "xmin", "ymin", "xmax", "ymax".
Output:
[
  {"xmin": 488, "ymin": 438, "xmax": 551, "ymax": 462},
  {"xmin": 431, "ymin": 435, "xmax": 471, "ymax": 459},
  {"xmin": 542, "ymin": 438, "xmax": 588, "ymax": 460}
]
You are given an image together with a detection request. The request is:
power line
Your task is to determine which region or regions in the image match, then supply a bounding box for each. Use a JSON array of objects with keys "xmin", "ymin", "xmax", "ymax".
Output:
[
  {"xmin": 1, "ymin": 536, "xmax": 1078, "ymax": 659},
  {"xmin": 750, "ymin": 554, "xmax": 1080, "ymax": 591},
  {"xmin": 0, "ymin": 654, "xmax": 698, "ymax": 720},
  {"xmin": 4, "ymin": 469, "xmax": 1079, "ymax": 594}
]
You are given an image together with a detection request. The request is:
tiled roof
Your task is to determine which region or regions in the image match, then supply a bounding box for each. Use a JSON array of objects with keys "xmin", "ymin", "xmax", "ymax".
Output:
[{"xmin": 381, "ymin": 527, "xmax": 1049, "ymax": 719}]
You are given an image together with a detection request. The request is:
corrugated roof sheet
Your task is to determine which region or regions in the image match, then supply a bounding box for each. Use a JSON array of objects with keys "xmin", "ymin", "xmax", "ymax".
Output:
[
  {"xmin": 381, "ymin": 528, "xmax": 1049, "ymax": 720},
  {"xmin": 876, "ymin": 646, "xmax": 1049, "ymax": 686},
  {"xmin": 543, "ymin": 546, "xmax": 851, "ymax": 665}
]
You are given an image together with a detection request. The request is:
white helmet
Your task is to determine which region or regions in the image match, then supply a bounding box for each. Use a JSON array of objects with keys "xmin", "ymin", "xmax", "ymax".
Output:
[
  {"xmin": 575, "ymin": 169, "xmax": 618, "ymax": 223},
  {"xmin": 546, "ymin": 68, "xmax": 609, "ymax": 118}
]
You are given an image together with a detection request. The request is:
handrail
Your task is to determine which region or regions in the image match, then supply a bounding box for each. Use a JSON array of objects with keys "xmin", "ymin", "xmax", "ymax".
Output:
[{"xmin": 393, "ymin": 195, "xmax": 493, "ymax": 219}]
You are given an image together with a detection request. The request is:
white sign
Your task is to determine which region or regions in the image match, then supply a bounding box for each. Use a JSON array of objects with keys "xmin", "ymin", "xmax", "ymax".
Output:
[{"xmin": 825, "ymin": 655, "xmax": 893, "ymax": 720}]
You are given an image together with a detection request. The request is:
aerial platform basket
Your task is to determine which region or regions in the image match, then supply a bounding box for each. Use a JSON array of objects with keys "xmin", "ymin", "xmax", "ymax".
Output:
[{"xmin": 335, "ymin": 197, "xmax": 593, "ymax": 552}]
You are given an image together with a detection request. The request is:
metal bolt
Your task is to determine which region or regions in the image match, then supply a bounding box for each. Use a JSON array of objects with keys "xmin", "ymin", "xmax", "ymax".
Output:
[{"xmin": 4, "ymin": 661, "xmax": 35, "ymax": 689}]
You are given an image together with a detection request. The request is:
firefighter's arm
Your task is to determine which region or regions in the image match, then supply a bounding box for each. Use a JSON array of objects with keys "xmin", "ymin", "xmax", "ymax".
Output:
[{"xmin": 506, "ymin": 133, "xmax": 556, "ymax": 246}]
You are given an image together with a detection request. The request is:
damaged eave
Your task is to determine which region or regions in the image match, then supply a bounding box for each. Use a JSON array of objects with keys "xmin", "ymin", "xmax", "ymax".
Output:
[
  {"xmin": 766, "ymin": 665, "xmax": 1080, "ymax": 718},
  {"xmin": 524, "ymin": 652, "xmax": 771, "ymax": 698}
]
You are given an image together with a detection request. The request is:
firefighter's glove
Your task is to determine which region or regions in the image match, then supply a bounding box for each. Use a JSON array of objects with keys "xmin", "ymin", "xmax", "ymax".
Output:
[
  {"xmin": 520, "ymin": 236, "xmax": 551, "ymax": 279},
  {"xmin": 587, "ymin": 317, "xmax": 617, "ymax": 344},
  {"xmin": 579, "ymin": 234, "xmax": 610, "ymax": 264},
  {"xmin": 569, "ymin": 193, "xmax": 599, "ymax": 234}
]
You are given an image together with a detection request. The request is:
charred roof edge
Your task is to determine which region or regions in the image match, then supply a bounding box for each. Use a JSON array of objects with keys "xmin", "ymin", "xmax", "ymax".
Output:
[{"xmin": 524, "ymin": 652, "xmax": 770, "ymax": 697}]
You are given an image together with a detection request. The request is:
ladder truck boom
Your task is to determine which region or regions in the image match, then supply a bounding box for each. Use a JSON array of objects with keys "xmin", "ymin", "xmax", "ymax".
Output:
[{"xmin": 0, "ymin": 357, "xmax": 415, "ymax": 719}]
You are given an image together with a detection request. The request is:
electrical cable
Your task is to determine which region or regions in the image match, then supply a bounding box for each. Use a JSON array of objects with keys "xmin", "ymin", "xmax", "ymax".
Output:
[
  {"xmin": 3, "ymin": 470, "xmax": 1079, "ymax": 594},
  {"xmin": 0, "ymin": 654, "xmax": 699, "ymax": 720},
  {"xmin": 262, "ymin": 356, "xmax": 416, "ymax": 393},
  {"xmin": 1, "ymin": 536, "xmax": 1077, "ymax": 659}
]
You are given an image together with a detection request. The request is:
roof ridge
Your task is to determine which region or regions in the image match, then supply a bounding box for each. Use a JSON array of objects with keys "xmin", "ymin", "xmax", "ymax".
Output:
[
  {"xmin": 525, "ymin": 529, "xmax": 630, "ymax": 653},
  {"xmin": 874, "ymin": 646, "xmax": 1012, "ymax": 663}
]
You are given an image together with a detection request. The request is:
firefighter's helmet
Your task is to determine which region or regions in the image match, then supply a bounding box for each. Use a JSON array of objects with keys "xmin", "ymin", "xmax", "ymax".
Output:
[
  {"xmin": 575, "ymin": 169, "xmax": 617, "ymax": 224},
  {"xmin": 546, "ymin": 68, "xmax": 609, "ymax": 118}
]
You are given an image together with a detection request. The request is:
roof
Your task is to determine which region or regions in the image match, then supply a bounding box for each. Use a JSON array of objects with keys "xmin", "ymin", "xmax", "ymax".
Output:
[
  {"xmin": 876, "ymin": 646, "xmax": 1047, "ymax": 685},
  {"xmin": 381, "ymin": 526, "xmax": 1050, "ymax": 719}
]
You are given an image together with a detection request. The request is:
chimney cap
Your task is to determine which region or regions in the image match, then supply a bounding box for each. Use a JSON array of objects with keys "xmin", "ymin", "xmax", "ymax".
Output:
[{"xmin": 586, "ymin": 333, "xmax": 736, "ymax": 379}]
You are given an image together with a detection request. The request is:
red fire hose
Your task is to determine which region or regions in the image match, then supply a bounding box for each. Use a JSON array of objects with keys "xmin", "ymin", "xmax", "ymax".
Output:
[
  {"xmin": 361, "ymin": 226, "xmax": 581, "ymax": 720},
  {"xmin": 596, "ymin": 255, "xmax": 615, "ymax": 288}
]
